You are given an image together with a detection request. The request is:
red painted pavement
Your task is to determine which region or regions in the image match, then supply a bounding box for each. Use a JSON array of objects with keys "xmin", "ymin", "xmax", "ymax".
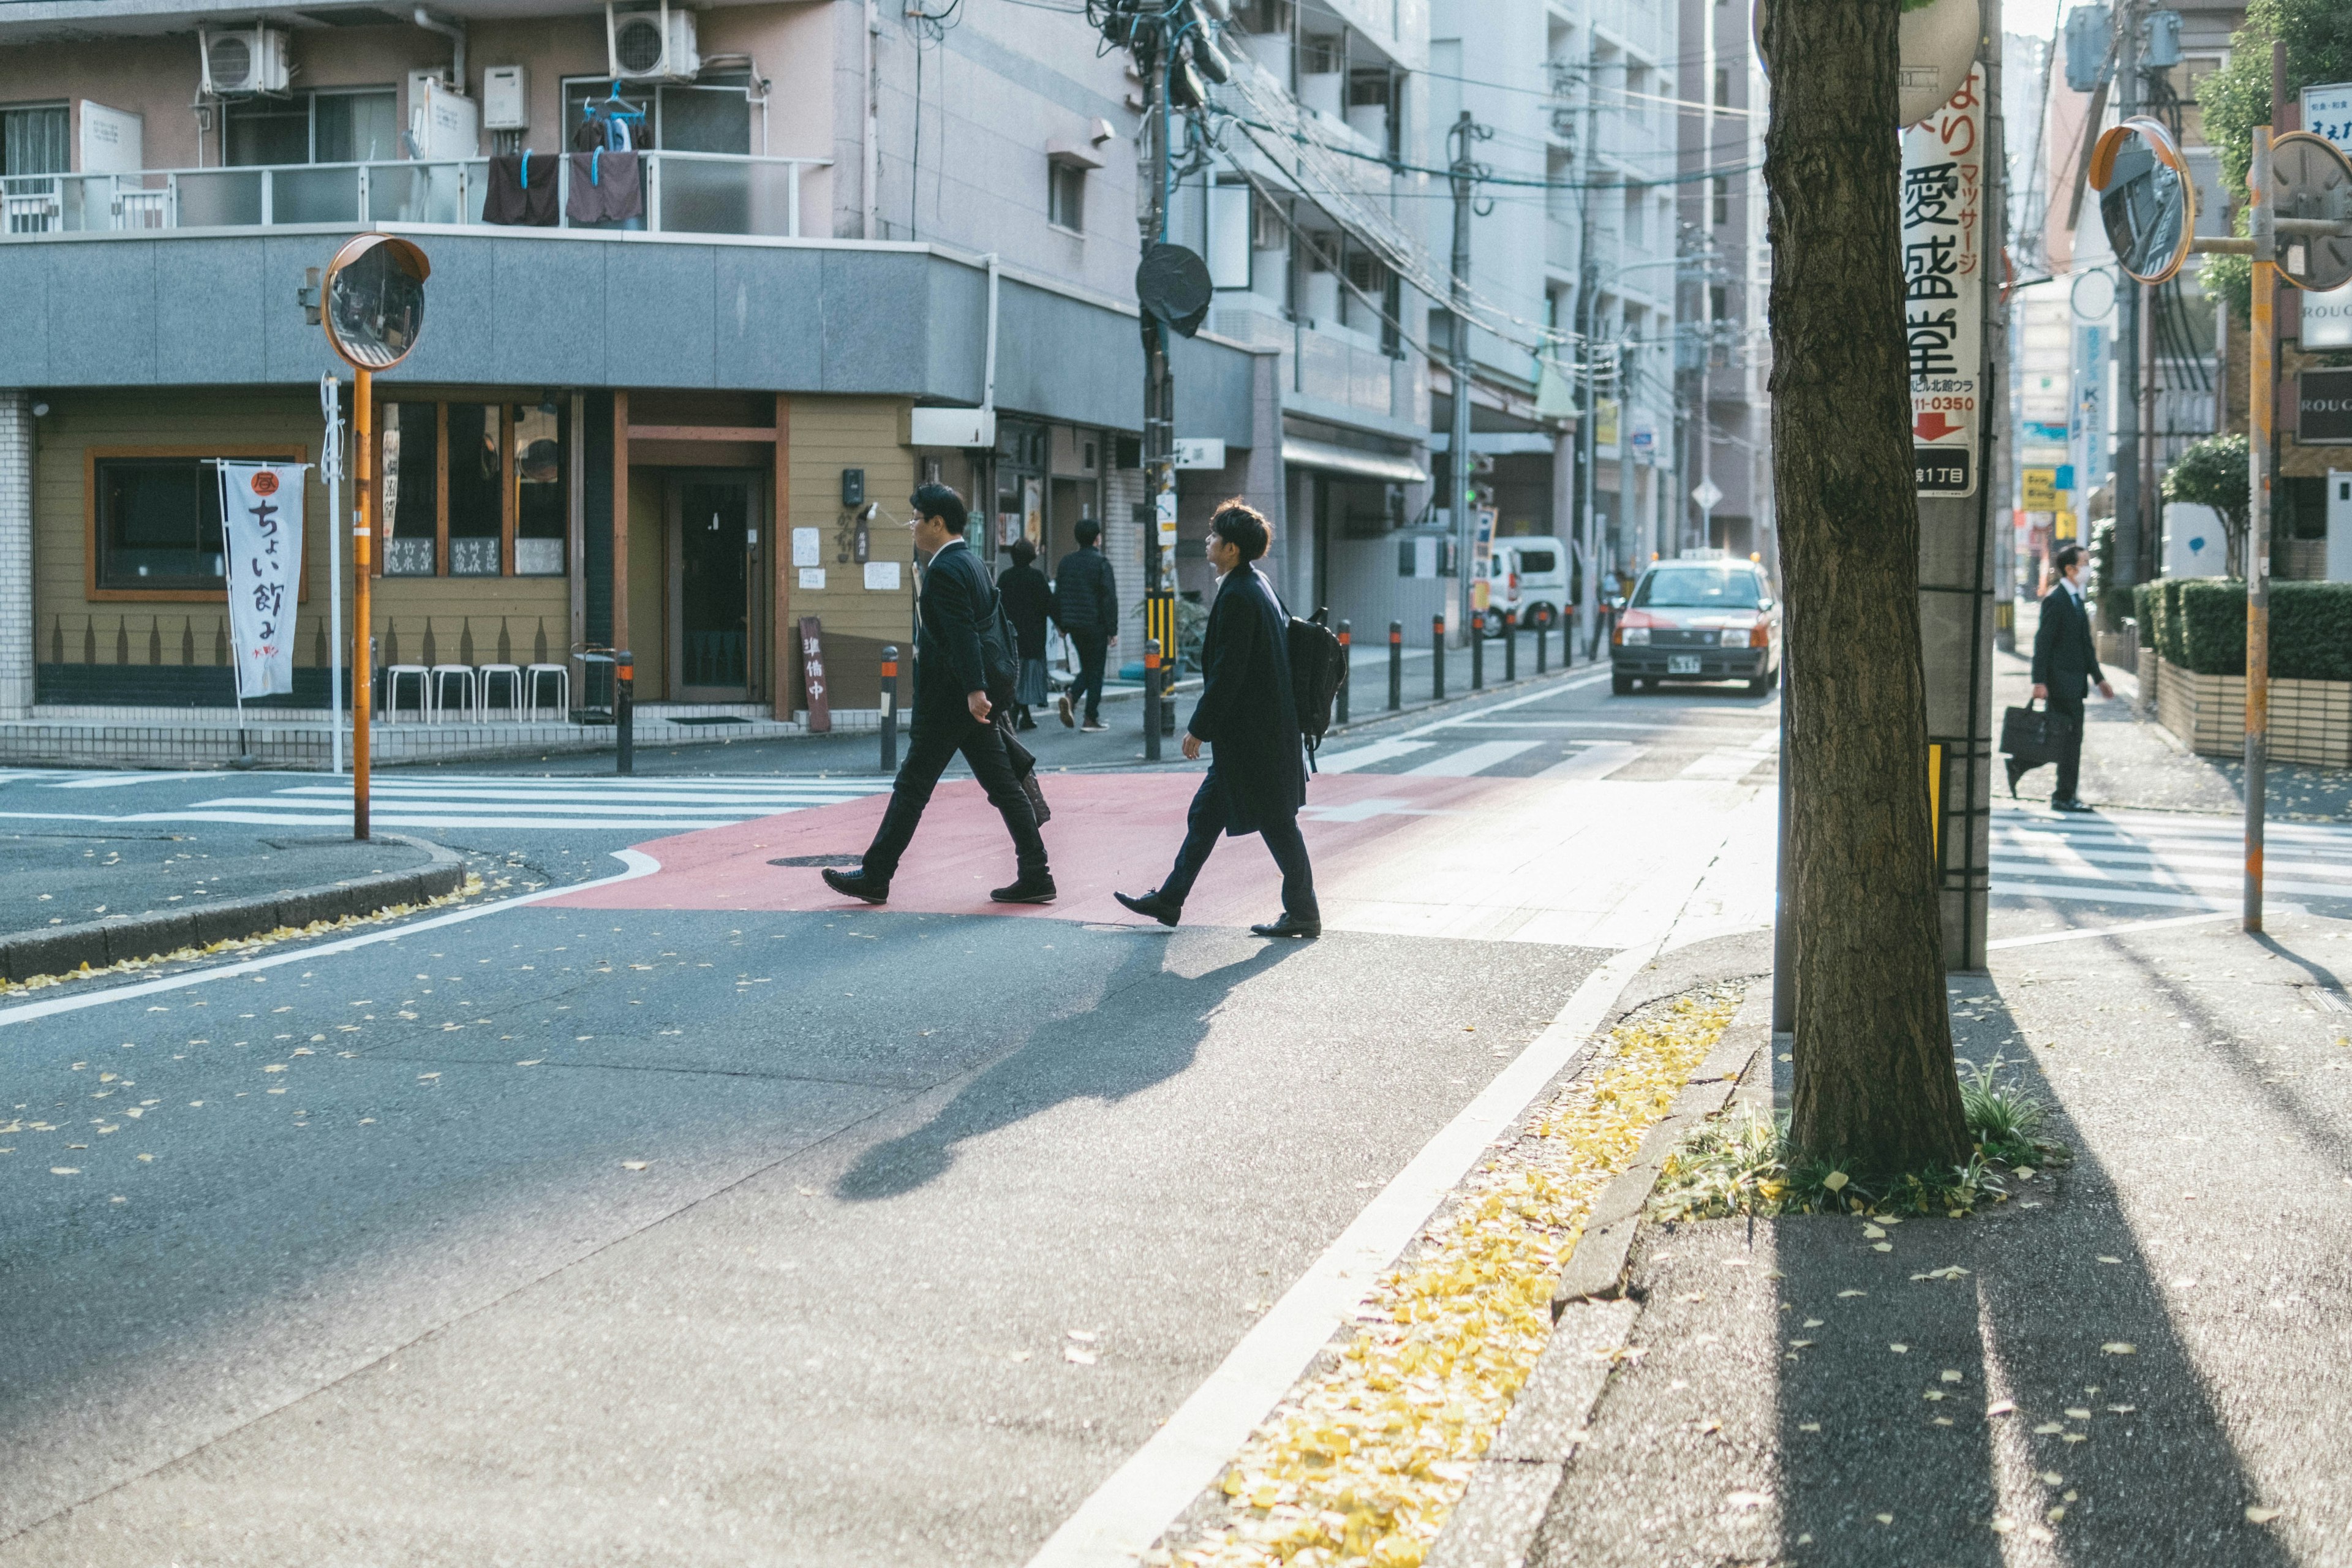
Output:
[{"xmin": 545, "ymin": 771, "xmax": 1510, "ymax": 928}]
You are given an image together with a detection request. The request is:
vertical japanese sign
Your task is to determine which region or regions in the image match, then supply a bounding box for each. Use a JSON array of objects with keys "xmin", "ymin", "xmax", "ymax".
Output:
[
  {"xmin": 218, "ymin": 462, "xmax": 306, "ymax": 699},
  {"xmin": 798, "ymin": 615, "xmax": 831, "ymax": 733},
  {"xmin": 1902, "ymin": 64, "xmax": 1986, "ymax": 497}
]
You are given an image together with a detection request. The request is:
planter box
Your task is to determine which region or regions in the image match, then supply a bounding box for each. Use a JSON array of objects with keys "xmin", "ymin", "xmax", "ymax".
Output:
[
  {"xmin": 2136, "ymin": 648, "xmax": 2160, "ymax": 721},
  {"xmin": 2154, "ymin": 658, "xmax": 2352, "ymax": 767}
]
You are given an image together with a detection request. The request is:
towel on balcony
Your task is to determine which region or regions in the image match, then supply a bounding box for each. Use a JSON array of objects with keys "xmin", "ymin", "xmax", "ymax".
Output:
[
  {"xmin": 484, "ymin": 151, "xmax": 557, "ymax": 227},
  {"xmin": 564, "ymin": 149, "xmax": 644, "ymax": 225}
]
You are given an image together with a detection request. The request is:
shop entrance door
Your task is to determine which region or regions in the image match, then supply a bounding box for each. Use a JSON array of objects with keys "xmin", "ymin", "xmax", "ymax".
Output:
[{"xmin": 668, "ymin": 471, "xmax": 762, "ymax": 701}]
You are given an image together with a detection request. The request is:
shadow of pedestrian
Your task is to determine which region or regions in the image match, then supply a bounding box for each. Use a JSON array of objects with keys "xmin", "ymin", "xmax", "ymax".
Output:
[{"xmin": 832, "ymin": 937, "xmax": 1300, "ymax": 1202}]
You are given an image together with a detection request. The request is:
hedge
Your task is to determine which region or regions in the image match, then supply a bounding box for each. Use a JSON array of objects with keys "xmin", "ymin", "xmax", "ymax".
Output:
[{"xmin": 2130, "ymin": 578, "xmax": 2352, "ymax": 681}]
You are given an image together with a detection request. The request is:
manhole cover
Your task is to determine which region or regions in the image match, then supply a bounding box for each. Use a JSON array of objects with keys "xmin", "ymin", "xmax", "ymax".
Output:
[{"xmin": 767, "ymin": 854, "xmax": 865, "ymax": 869}]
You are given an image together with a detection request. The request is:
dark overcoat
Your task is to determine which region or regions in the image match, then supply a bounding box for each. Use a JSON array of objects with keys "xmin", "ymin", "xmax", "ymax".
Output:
[
  {"xmin": 997, "ymin": 562, "xmax": 1052, "ymax": 659},
  {"xmin": 1187, "ymin": 562, "xmax": 1307, "ymax": 837},
  {"xmin": 2030, "ymin": 582, "xmax": 2104, "ymax": 700},
  {"xmin": 912, "ymin": 538, "xmax": 992, "ymax": 722}
]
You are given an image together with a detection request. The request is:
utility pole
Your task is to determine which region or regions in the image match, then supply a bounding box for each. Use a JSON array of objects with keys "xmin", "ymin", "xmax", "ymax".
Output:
[
  {"xmin": 2111, "ymin": 0, "xmax": 2142, "ymax": 612},
  {"xmin": 1141, "ymin": 24, "xmax": 1176, "ymax": 725},
  {"xmin": 1575, "ymin": 33, "xmax": 1603, "ymax": 656},
  {"xmin": 1447, "ymin": 110, "xmax": 1490, "ymax": 644}
]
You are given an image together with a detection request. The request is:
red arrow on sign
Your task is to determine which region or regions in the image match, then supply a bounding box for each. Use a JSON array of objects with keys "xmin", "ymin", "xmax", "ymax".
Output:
[{"xmin": 1915, "ymin": 410, "xmax": 1964, "ymax": 442}]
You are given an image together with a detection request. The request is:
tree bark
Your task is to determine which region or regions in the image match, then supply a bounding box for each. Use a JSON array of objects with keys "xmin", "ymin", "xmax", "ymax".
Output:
[{"xmin": 1763, "ymin": 0, "xmax": 1972, "ymax": 1174}]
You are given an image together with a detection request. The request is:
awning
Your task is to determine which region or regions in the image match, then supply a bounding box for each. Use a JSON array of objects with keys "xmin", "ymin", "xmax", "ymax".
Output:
[{"xmin": 1280, "ymin": 436, "xmax": 1428, "ymax": 486}]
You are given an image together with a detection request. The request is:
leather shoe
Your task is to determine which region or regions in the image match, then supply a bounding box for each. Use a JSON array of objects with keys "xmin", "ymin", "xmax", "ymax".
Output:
[
  {"xmin": 1115, "ymin": 889, "xmax": 1182, "ymax": 927},
  {"xmin": 821, "ymin": 867, "xmax": 888, "ymax": 904},
  {"xmin": 1250, "ymin": 913, "xmax": 1321, "ymax": 939},
  {"xmin": 1058, "ymin": 693, "xmax": 1076, "ymax": 728},
  {"xmin": 991, "ymin": 874, "xmax": 1058, "ymax": 904},
  {"xmin": 2051, "ymin": 796, "xmax": 2094, "ymax": 813}
]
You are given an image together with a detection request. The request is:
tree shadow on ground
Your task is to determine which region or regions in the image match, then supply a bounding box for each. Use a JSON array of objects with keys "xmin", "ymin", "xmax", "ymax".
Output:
[
  {"xmin": 832, "ymin": 935, "xmax": 1299, "ymax": 1202},
  {"xmin": 1773, "ymin": 976, "xmax": 2298, "ymax": 1566}
]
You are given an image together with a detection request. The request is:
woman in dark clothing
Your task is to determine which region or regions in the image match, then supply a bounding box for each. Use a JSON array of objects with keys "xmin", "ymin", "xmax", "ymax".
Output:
[{"xmin": 997, "ymin": 538, "xmax": 1053, "ymax": 731}]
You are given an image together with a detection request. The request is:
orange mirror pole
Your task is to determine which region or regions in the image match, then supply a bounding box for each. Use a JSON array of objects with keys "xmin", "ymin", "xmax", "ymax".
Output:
[{"xmin": 352, "ymin": 369, "xmax": 374, "ymax": 841}]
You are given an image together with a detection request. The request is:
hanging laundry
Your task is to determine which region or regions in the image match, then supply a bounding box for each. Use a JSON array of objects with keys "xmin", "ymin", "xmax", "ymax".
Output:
[
  {"xmin": 564, "ymin": 148, "xmax": 644, "ymax": 225},
  {"xmin": 484, "ymin": 150, "xmax": 557, "ymax": 226}
]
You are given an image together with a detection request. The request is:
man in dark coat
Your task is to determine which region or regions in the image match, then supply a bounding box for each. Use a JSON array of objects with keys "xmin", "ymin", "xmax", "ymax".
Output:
[
  {"xmin": 1052, "ymin": 518, "xmax": 1118, "ymax": 731},
  {"xmin": 1115, "ymin": 501, "xmax": 1317, "ymax": 938},
  {"xmin": 823, "ymin": 484, "xmax": 1055, "ymax": 904},
  {"xmin": 2027, "ymin": 541, "xmax": 2114, "ymax": 812},
  {"xmin": 997, "ymin": 537, "xmax": 1052, "ymax": 731}
]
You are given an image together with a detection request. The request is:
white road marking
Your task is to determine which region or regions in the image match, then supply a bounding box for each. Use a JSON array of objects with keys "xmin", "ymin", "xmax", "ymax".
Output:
[
  {"xmin": 1312, "ymin": 739, "xmax": 1437, "ymax": 774},
  {"xmin": 1400, "ymin": 740, "xmax": 1545, "ymax": 777},
  {"xmin": 1534, "ymin": 742, "xmax": 1644, "ymax": 780},
  {"xmin": 1677, "ymin": 749, "xmax": 1763, "ymax": 781},
  {"xmin": 1023, "ymin": 942, "xmax": 1657, "ymax": 1568},
  {"xmin": 1986, "ymin": 910, "xmax": 2265, "ymax": 949}
]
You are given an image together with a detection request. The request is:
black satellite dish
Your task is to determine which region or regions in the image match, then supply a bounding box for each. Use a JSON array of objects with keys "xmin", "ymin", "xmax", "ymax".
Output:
[{"xmin": 1136, "ymin": 243, "xmax": 1214, "ymax": 339}]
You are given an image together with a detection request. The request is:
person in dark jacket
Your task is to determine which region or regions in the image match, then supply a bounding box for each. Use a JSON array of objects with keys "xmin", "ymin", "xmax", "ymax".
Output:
[
  {"xmin": 998, "ymin": 538, "xmax": 1052, "ymax": 731},
  {"xmin": 2026, "ymin": 541, "xmax": 2114, "ymax": 812},
  {"xmin": 1052, "ymin": 518, "xmax": 1118, "ymax": 731},
  {"xmin": 1115, "ymin": 500, "xmax": 1317, "ymax": 938},
  {"xmin": 823, "ymin": 484, "xmax": 1054, "ymax": 905}
]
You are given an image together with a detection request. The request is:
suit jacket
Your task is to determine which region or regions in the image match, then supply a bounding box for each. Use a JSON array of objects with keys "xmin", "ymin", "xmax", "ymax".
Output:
[
  {"xmin": 2030, "ymin": 582, "xmax": 2104, "ymax": 701},
  {"xmin": 1188, "ymin": 562, "xmax": 1307, "ymax": 836},
  {"xmin": 913, "ymin": 539, "xmax": 992, "ymax": 720},
  {"xmin": 1052, "ymin": 546, "xmax": 1118, "ymax": 635},
  {"xmin": 997, "ymin": 562, "xmax": 1052, "ymax": 659}
]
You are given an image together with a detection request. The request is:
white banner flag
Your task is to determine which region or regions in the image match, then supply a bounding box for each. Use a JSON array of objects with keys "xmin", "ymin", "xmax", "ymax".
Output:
[{"xmin": 218, "ymin": 462, "xmax": 306, "ymax": 700}]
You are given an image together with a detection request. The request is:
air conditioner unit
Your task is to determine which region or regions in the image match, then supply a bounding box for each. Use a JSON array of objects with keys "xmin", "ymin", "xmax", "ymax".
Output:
[
  {"xmin": 200, "ymin": 27, "xmax": 291, "ymax": 96},
  {"xmin": 606, "ymin": 2, "xmax": 699, "ymax": 83}
]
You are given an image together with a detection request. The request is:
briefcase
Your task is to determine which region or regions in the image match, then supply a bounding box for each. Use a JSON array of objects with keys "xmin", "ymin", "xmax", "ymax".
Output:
[{"xmin": 1999, "ymin": 701, "xmax": 2072, "ymax": 769}]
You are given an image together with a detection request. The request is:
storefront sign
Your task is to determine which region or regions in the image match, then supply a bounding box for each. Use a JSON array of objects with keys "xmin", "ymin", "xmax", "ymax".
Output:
[
  {"xmin": 217, "ymin": 462, "xmax": 306, "ymax": 699},
  {"xmin": 1174, "ymin": 438, "xmax": 1226, "ymax": 470},
  {"xmin": 798, "ymin": 616, "xmax": 830, "ymax": 733},
  {"xmin": 2301, "ymin": 368, "xmax": 2352, "ymax": 443},
  {"xmin": 2301, "ymin": 87, "xmax": 2352, "ymax": 347},
  {"xmin": 1593, "ymin": 398, "xmax": 1619, "ymax": 452},
  {"xmin": 1903, "ymin": 64, "xmax": 1985, "ymax": 496},
  {"xmin": 2021, "ymin": 467, "xmax": 2061, "ymax": 509}
]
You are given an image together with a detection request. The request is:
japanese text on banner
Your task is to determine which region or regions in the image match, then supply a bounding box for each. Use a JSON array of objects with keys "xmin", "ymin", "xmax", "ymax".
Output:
[
  {"xmin": 218, "ymin": 462, "xmax": 307, "ymax": 699},
  {"xmin": 1902, "ymin": 64, "xmax": 1985, "ymax": 498}
]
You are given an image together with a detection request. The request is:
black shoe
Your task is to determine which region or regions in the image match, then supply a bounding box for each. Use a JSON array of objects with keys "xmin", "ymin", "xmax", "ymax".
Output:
[
  {"xmin": 1250, "ymin": 913, "xmax": 1321, "ymax": 939},
  {"xmin": 1017, "ymin": 714, "xmax": 1039, "ymax": 732},
  {"xmin": 1115, "ymin": 889, "xmax": 1182, "ymax": 927},
  {"xmin": 1082, "ymin": 718, "xmax": 1109, "ymax": 733},
  {"xmin": 821, "ymin": 867, "xmax": 889, "ymax": 904},
  {"xmin": 1058, "ymin": 693, "xmax": 1076, "ymax": 728},
  {"xmin": 2051, "ymin": 796, "xmax": 2093, "ymax": 813},
  {"xmin": 991, "ymin": 874, "xmax": 1058, "ymax": 904}
]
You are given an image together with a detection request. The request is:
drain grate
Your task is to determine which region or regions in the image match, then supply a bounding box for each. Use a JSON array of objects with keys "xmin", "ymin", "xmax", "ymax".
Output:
[{"xmin": 768, "ymin": 854, "xmax": 865, "ymax": 869}]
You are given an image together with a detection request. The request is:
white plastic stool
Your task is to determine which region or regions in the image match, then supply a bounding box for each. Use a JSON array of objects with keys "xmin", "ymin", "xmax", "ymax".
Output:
[
  {"xmin": 523, "ymin": 663, "xmax": 570, "ymax": 722},
  {"xmin": 478, "ymin": 663, "xmax": 524, "ymax": 719},
  {"xmin": 383, "ymin": 665, "xmax": 430, "ymax": 722},
  {"xmin": 428, "ymin": 664, "xmax": 477, "ymax": 722}
]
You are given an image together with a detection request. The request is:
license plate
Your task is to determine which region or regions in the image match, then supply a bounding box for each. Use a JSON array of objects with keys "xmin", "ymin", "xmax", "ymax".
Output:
[{"xmin": 1667, "ymin": 655, "xmax": 1702, "ymax": 675}]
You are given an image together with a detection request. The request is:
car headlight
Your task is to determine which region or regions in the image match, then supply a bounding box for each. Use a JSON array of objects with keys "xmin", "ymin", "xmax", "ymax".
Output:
[
  {"xmin": 1619, "ymin": 627, "xmax": 1648, "ymax": 646},
  {"xmin": 1720, "ymin": 628, "xmax": 1743, "ymax": 647}
]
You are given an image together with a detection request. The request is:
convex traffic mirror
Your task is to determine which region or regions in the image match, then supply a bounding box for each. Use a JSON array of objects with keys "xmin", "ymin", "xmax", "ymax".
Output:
[
  {"xmin": 2270, "ymin": 130, "xmax": 2352, "ymax": 293},
  {"xmin": 322, "ymin": 233, "xmax": 431, "ymax": 371},
  {"xmin": 2090, "ymin": 118, "xmax": 2196, "ymax": 284}
]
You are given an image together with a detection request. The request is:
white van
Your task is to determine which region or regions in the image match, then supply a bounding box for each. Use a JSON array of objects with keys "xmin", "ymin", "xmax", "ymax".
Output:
[{"xmin": 1479, "ymin": 536, "xmax": 1572, "ymax": 634}]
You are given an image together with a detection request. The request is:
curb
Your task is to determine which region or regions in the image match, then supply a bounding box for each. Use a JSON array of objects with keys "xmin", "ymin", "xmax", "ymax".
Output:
[
  {"xmin": 0, "ymin": 835, "xmax": 467, "ymax": 984},
  {"xmin": 1427, "ymin": 974, "xmax": 1773, "ymax": 1568}
]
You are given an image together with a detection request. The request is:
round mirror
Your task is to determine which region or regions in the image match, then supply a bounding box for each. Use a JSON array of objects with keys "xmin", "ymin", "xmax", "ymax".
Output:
[
  {"xmin": 2270, "ymin": 131, "xmax": 2352, "ymax": 294},
  {"xmin": 2089, "ymin": 118, "xmax": 2196, "ymax": 285},
  {"xmin": 323, "ymin": 234, "xmax": 431, "ymax": 371}
]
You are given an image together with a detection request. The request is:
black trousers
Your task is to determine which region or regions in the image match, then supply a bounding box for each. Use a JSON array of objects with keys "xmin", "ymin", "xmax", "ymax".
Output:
[
  {"xmin": 1155, "ymin": 767, "xmax": 1317, "ymax": 919},
  {"xmin": 2049, "ymin": 693, "xmax": 2086, "ymax": 802},
  {"xmin": 1069, "ymin": 630, "xmax": 1109, "ymax": 722},
  {"xmin": 862, "ymin": 706, "xmax": 1047, "ymax": 883}
]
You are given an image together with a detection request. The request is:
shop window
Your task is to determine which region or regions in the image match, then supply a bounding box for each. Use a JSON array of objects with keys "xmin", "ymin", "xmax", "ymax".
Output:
[
  {"xmin": 383, "ymin": 403, "xmax": 438, "ymax": 575},
  {"xmin": 514, "ymin": 402, "xmax": 568, "ymax": 575},
  {"xmin": 375, "ymin": 398, "xmax": 568, "ymax": 577},
  {"xmin": 446, "ymin": 404, "xmax": 503, "ymax": 575},
  {"xmin": 93, "ymin": 457, "xmax": 226, "ymax": 590}
]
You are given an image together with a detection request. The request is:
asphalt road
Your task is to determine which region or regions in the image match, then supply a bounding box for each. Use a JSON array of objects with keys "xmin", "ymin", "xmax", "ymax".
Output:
[{"xmin": 0, "ymin": 665, "xmax": 1786, "ymax": 1566}]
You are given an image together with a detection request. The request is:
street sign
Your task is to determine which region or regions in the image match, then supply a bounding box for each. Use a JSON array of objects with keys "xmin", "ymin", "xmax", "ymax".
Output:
[
  {"xmin": 1173, "ymin": 437, "xmax": 1226, "ymax": 469},
  {"xmin": 1904, "ymin": 64, "xmax": 1985, "ymax": 497},
  {"xmin": 2269, "ymin": 132, "xmax": 2352, "ymax": 293},
  {"xmin": 2089, "ymin": 118, "xmax": 2196, "ymax": 285},
  {"xmin": 1691, "ymin": 478, "xmax": 1724, "ymax": 510},
  {"xmin": 2304, "ymin": 81, "xmax": 2352, "ymax": 150}
]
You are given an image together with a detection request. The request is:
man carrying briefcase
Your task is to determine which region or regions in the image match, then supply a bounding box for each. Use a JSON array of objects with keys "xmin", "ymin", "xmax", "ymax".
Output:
[{"xmin": 2012, "ymin": 543, "xmax": 2114, "ymax": 811}]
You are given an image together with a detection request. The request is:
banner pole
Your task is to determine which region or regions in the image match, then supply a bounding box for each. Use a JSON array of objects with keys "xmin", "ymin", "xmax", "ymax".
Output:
[
  {"xmin": 324, "ymin": 375, "xmax": 344, "ymax": 776},
  {"xmin": 353, "ymin": 369, "xmax": 374, "ymax": 842}
]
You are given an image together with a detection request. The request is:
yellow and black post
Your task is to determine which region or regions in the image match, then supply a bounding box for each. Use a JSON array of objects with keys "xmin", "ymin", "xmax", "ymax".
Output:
[{"xmin": 1146, "ymin": 589, "xmax": 1178, "ymax": 733}]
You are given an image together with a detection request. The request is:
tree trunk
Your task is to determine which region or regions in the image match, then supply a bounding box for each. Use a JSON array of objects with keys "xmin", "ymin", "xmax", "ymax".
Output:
[{"xmin": 1763, "ymin": 0, "xmax": 1972, "ymax": 1174}]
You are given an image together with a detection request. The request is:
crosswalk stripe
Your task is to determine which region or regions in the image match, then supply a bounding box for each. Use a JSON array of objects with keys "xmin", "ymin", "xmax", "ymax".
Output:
[
  {"xmin": 1400, "ymin": 740, "xmax": 1545, "ymax": 777},
  {"xmin": 1991, "ymin": 841, "xmax": 2352, "ymax": 881},
  {"xmin": 1314, "ymin": 739, "xmax": 1437, "ymax": 774},
  {"xmin": 1991, "ymin": 856, "xmax": 2352, "ymax": 901},
  {"xmin": 1534, "ymin": 742, "xmax": 1643, "ymax": 780},
  {"xmin": 1997, "ymin": 879, "xmax": 2231, "ymax": 911},
  {"xmin": 1676, "ymin": 749, "xmax": 1763, "ymax": 781}
]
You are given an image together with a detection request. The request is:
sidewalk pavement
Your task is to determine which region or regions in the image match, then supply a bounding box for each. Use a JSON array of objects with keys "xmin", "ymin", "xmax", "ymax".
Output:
[{"xmin": 1496, "ymin": 909, "xmax": 2352, "ymax": 1567}]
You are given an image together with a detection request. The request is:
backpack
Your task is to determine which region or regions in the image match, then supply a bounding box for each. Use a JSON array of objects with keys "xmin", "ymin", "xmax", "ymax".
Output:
[{"xmin": 1287, "ymin": 606, "xmax": 1349, "ymax": 768}]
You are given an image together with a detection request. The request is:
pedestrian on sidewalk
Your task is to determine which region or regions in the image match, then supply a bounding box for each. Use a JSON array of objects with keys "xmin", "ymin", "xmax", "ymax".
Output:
[
  {"xmin": 997, "ymin": 537, "xmax": 1052, "ymax": 732},
  {"xmin": 1053, "ymin": 517, "xmax": 1117, "ymax": 732},
  {"xmin": 1115, "ymin": 500, "xmax": 1319, "ymax": 939},
  {"xmin": 2027, "ymin": 541, "xmax": 2114, "ymax": 813},
  {"xmin": 823, "ymin": 484, "xmax": 1055, "ymax": 906}
]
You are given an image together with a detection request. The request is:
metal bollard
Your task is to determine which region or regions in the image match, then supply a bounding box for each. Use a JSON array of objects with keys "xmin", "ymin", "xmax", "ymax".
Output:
[
  {"xmin": 1387, "ymin": 621, "xmax": 1403, "ymax": 712},
  {"xmin": 1471, "ymin": 611, "xmax": 1485, "ymax": 691},
  {"xmin": 1336, "ymin": 619, "xmax": 1351, "ymax": 726},
  {"xmin": 1505, "ymin": 616, "xmax": 1517, "ymax": 682},
  {"xmin": 1144, "ymin": 638, "xmax": 1163, "ymax": 762},
  {"xmin": 1536, "ymin": 610, "xmax": 1548, "ymax": 675},
  {"xmin": 614, "ymin": 649, "xmax": 635, "ymax": 775},
  {"xmin": 1431, "ymin": 614, "xmax": 1446, "ymax": 703},
  {"xmin": 879, "ymin": 645, "xmax": 899, "ymax": 774}
]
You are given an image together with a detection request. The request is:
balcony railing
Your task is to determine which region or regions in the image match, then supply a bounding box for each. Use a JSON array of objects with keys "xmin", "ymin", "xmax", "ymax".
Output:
[{"xmin": 0, "ymin": 150, "xmax": 828, "ymax": 242}]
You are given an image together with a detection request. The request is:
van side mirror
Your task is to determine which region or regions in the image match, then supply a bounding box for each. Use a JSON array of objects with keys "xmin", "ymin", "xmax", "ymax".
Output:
[{"xmin": 1757, "ymin": 597, "xmax": 1774, "ymax": 611}]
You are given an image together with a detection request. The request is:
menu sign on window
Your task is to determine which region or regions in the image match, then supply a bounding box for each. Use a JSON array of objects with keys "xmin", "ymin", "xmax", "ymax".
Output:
[{"xmin": 1902, "ymin": 64, "xmax": 1985, "ymax": 497}]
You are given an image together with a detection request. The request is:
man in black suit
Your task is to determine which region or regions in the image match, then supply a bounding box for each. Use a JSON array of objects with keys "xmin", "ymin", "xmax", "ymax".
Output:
[
  {"xmin": 1052, "ymin": 518, "xmax": 1118, "ymax": 731},
  {"xmin": 2028, "ymin": 541, "xmax": 2115, "ymax": 812},
  {"xmin": 823, "ymin": 484, "xmax": 1055, "ymax": 905},
  {"xmin": 1115, "ymin": 500, "xmax": 1318, "ymax": 938}
]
